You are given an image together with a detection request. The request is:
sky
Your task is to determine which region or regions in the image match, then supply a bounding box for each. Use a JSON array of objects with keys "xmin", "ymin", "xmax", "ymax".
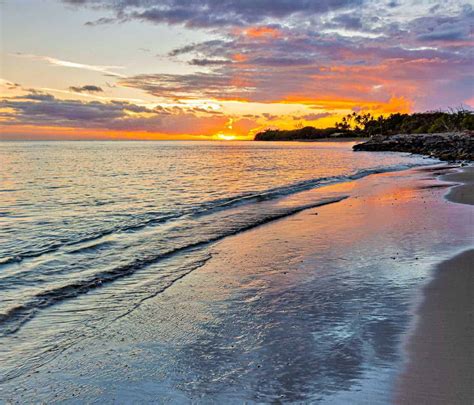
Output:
[{"xmin": 0, "ymin": 0, "xmax": 473, "ymax": 140}]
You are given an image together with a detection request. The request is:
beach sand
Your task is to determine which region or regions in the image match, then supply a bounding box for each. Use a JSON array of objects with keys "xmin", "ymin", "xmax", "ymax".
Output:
[
  {"xmin": 2, "ymin": 164, "xmax": 473, "ymax": 403},
  {"xmin": 396, "ymin": 250, "xmax": 474, "ymax": 404},
  {"xmin": 442, "ymin": 166, "xmax": 474, "ymax": 205},
  {"xmin": 396, "ymin": 166, "xmax": 474, "ymax": 404}
]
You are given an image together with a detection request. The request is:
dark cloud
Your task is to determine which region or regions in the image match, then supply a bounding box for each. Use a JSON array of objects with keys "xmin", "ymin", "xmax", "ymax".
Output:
[
  {"xmin": 416, "ymin": 26, "xmax": 470, "ymax": 41},
  {"xmin": 168, "ymin": 43, "xmax": 200, "ymax": 57},
  {"xmin": 189, "ymin": 58, "xmax": 233, "ymax": 66},
  {"xmin": 410, "ymin": 7, "xmax": 473, "ymax": 42},
  {"xmin": 119, "ymin": 71, "xmax": 256, "ymax": 100},
  {"xmin": 261, "ymin": 113, "xmax": 278, "ymax": 121},
  {"xmin": 85, "ymin": 17, "xmax": 118, "ymax": 26},
  {"xmin": 295, "ymin": 113, "xmax": 333, "ymax": 121},
  {"xmin": 331, "ymin": 13, "xmax": 363, "ymax": 30},
  {"xmin": 248, "ymin": 56, "xmax": 316, "ymax": 67},
  {"xmin": 167, "ymin": 40, "xmax": 233, "ymax": 59},
  {"xmin": 63, "ymin": 0, "xmax": 364, "ymax": 28},
  {"xmin": 1, "ymin": 93, "xmax": 142, "ymax": 125},
  {"xmin": 63, "ymin": 0, "xmax": 90, "ymax": 3},
  {"xmin": 69, "ymin": 85, "xmax": 104, "ymax": 93},
  {"xmin": 2, "ymin": 81, "xmax": 21, "ymax": 90},
  {"xmin": 0, "ymin": 92, "xmax": 229, "ymax": 134},
  {"xmin": 23, "ymin": 92, "xmax": 57, "ymax": 102}
]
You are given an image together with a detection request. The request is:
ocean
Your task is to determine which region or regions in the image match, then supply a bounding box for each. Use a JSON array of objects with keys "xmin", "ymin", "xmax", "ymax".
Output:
[{"xmin": 0, "ymin": 140, "xmax": 441, "ymax": 390}]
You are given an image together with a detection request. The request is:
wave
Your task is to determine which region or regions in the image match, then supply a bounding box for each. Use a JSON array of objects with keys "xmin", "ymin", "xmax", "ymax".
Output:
[
  {"xmin": 0, "ymin": 162, "xmax": 427, "ymax": 267},
  {"xmin": 0, "ymin": 196, "xmax": 348, "ymax": 336},
  {"xmin": 68, "ymin": 240, "xmax": 114, "ymax": 255},
  {"xmin": 0, "ymin": 252, "xmax": 215, "ymax": 384}
]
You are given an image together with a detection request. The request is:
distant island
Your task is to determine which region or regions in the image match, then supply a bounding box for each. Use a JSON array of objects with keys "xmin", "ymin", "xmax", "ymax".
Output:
[
  {"xmin": 254, "ymin": 126, "xmax": 355, "ymax": 141},
  {"xmin": 254, "ymin": 110, "xmax": 474, "ymax": 161}
]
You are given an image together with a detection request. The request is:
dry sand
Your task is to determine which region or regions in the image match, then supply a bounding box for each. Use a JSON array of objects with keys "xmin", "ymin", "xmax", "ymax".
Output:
[{"xmin": 396, "ymin": 166, "xmax": 474, "ymax": 404}]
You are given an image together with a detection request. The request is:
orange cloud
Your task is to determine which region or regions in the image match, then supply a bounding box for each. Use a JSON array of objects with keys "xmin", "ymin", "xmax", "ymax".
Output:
[
  {"xmin": 242, "ymin": 26, "xmax": 281, "ymax": 39},
  {"xmin": 373, "ymin": 96, "xmax": 412, "ymax": 114},
  {"xmin": 280, "ymin": 96, "xmax": 411, "ymax": 113},
  {"xmin": 232, "ymin": 53, "xmax": 248, "ymax": 62}
]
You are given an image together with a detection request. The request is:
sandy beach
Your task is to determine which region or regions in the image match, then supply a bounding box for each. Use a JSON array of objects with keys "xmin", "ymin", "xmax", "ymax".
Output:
[
  {"xmin": 2, "ymin": 163, "xmax": 472, "ymax": 403},
  {"xmin": 396, "ymin": 250, "xmax": 473, "ymax": 404},
  {"xmin": 442, "ymin": 166, "xmax": 474, "ymax": 205},
  {"xmin": 396, "ymin": 166, "xmax": 474, "ymax": 404}
]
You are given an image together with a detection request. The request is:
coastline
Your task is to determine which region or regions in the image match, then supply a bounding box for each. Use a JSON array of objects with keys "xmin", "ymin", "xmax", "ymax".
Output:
[
  {"xmin": 3, "ymin": 162, "xmax": 473, "ymax": 403},
  {"xmin": 353, "ymin": 132, "xmax": 473, "ymax": 161},
  {"xmin": 441, "ymin": 166, "xmax": 474, "ymax": 205},
  {"xmin": 396, "ymin": 166, "xmax": 474, "ymax": 404}
]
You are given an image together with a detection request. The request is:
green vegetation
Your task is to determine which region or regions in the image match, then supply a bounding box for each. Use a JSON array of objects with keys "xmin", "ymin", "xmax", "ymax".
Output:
[
  {"xmin": 254, "ymin": 109, "xmax": 473, "ymax": 141},
  {"xmin": 341, "ymin": 109, "xmax": 474, "ymax": 136},
  {"xmin": 253, "ymin": 126, "xmax": 352, "ymax": 141}
]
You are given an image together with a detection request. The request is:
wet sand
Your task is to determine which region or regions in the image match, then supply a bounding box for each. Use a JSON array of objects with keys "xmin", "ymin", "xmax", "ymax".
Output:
[
  {"xmin": 2, "ymin": 164, "xmax": 473, "ymax": 403},
  {"xmin": 441, "ymin": 166, "xmax": 474, "ymax": 205},
  {"xmin": 396, "ymin": 250, "xmax": 474, "ymax": 404},
  {"xmin": 396, "ymin": 166, "xmax": 474, "ymax": 404}
]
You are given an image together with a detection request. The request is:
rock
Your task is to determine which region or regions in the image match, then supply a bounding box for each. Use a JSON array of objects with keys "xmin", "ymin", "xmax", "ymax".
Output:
[{"xmin": 353, "ymin": 132, "xmax": 474, "ymax": 161}]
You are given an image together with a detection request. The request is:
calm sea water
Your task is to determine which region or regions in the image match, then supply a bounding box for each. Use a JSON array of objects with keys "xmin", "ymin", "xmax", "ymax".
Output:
[{"xmin": 0, "ymin": 141, "xmax": 434, "ymax": 384}]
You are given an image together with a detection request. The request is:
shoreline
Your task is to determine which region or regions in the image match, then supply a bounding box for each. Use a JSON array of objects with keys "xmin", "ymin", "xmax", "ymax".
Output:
[
  {"xmin": 441, "ymin": 166, "xmax": 474, "ymax": 205},
  {"xmin": 396, "ymin": 165, "xmax": 474, "ymax": 404},
  {"xmin": 3, "ymin": 162, "xmax": 473, "ymax": 403},
  {"xmin": 396, "ymin": 249, "xmax": 474, "ymax": 404}
]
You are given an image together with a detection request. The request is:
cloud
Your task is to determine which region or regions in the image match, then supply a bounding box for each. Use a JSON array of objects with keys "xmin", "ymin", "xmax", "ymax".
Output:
[
  {"xmin": 241, "ymin": 26, "xmax": 282, "ymax": 39},
  {"xmin": 0, "ymin": 79, "xmax": 21, "ymax": 90},
  {"xmin": 6, "ymin": 0, "xmax": 472, "ymax": 141},
  {"xmin": 296, "ymin": 113, "xmax": 333, "ymax": 121},
  {"xmin": 69, "ymin": 85, "xmax": 104, "ymax": 93},
  {"xmin": 119, "ymin": 71, "xmax": 256, "ymax": 100},
  {"xmin": 123, "ymin": 25, "xmax": 471, "ymax": 108},
  {"xmin": 1, "ymin": 93, "xmax": 140, "ymax": 124},
  {"xmin": 0, "ymin": 92, "xmax": 228, "ymax": 135},
  {"xmin": 416, "ymin": 25, "xmax": 471, "ymax": 41},
  {"xmin": 261, "ymin": 113, "xmax": 278, "ymax": 121},
  {"xmin": 188, "ymin": 58, "xmax": 233, "ymax": 66},
  {"xmin": 13, "ymin": 53, "xmax": 125, "ymax": 77},
  {"xmin": 410, "ymin": 7, "xmax": 473, "ymax": 43},
  {"xmin": 63, "ymin": 0, "xmax": 364, "ymax": 28},
  {"xmin": 54, "ymin": 1, "xmax": 474, "ymax": 113},
  {"xmin": 331, "ymin": 13, "xmax": 363, "ymax": 30}
]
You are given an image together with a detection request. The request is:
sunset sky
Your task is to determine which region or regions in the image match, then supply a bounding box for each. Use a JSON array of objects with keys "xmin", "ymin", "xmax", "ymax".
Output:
[{"xmin": 1, "ymin": 0, "xmax": 473, "ymax": 140}]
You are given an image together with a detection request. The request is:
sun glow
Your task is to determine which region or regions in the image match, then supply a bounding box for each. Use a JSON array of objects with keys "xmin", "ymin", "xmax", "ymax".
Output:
[{"xmin": 214, "ymin": 132, "xmax": 237, "ymax": 141}]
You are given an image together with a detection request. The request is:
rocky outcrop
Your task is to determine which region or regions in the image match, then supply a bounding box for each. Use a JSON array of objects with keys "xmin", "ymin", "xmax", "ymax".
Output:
[{"xmin": 353, "ymin": 132, "xmax": 474, "ymax": 161}]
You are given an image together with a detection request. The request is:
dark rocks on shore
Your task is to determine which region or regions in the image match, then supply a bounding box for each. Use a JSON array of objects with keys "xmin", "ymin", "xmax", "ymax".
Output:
[{"xmin": 353, "ymin": 132, "xmax": 474, "ymax": 161}]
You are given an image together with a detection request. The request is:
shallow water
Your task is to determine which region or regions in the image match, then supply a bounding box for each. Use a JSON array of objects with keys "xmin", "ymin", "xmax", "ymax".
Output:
[
  {"xmin": 2, "ymin": 163, "xmax": 472, "ymax": 404},
  {"xmin": 0, "ymin": 141, "xmax": 441, "ymax": 389}
]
